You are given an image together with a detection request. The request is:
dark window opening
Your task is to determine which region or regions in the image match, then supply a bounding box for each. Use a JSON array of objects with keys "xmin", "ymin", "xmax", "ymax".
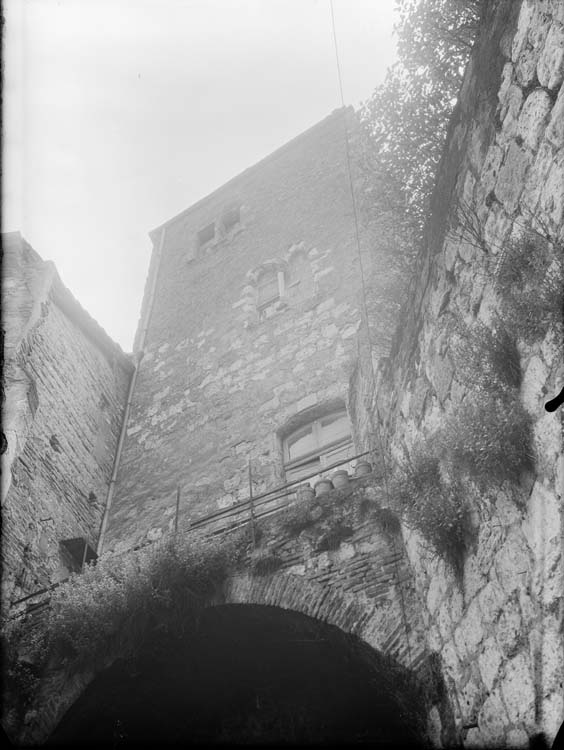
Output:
[
  {"xmin": 27, "ymin": 380, "xmax": 39, "ymax": 417},
  {"xmin": 50, "ymin": 435, "xmax": 62, "ymax": 453},
  {"xmin": 59, "ymin": 538, "xmax": 97, "ymax": 573},
  {"xmin": 222, "ymin": 207, "xmax": 240, "ymax": 233},
  {"xmin": 197, "ymin": 223, "xmax": 215, "ymax": 248}
]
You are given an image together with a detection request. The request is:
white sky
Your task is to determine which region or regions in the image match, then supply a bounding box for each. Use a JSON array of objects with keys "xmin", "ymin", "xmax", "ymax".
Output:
[{"xmin": 3, "ymin": 0, "xmax": 398, "ymax": 351}]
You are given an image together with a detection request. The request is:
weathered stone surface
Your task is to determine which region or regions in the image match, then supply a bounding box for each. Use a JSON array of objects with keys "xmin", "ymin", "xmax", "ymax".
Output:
[
  {"xmin": 543, "ymin": 691, "xmax": 564, "ymax": 742},
  {"xmin": 494, "ymin": 529, "xmax": 532, "ymax": 594},
  {"xmin": 454, "ymin": 597, "xmax": 484, "ymax": 658},
  {"xmin": 495, "ymin": 597, "xmax": 523, "ymax": 656},
  {"xmin": 459, "ymin": 678, "xmax": 485, "ymax": 725},
  {"xmin": 541, "ymin": 618, "xmax": 564, "ymax": 694},
  {"xmin": 522, "ymin": 480, "xmax": 562, "ymax": 607},
  {"xmin": 516, "ymin": 44, "xmax": 540, "ymax": 87},
  {"xmin": 441, "ymin": 639, "xmax": 464, "ymax": 685},
  {"xmin": 495, "ymin": 142, "xmax": 532, "ymax": 213},
  {"xmin": 546, "ymin": 83, "xmax": 564, "ymax": 147},
  {"xmin": 478, "ymin": 688, "xmax": 509, "ymax": 745},
  {"xmin": 349, "ymin": 2, "xmax": 564, "ymax": 747},
  {"xmin": 521, "ymin": 141, "xmax": 557, "ymax": 213},
  {"xmin": 537, "ymin": 20, "xmax": 564, "ymax": 88},
  {"xmin": 2, "ymin": 235, "xmax": 132, "ymax": 607},
  {"xmin": 521, "ymin": 354, "xmax": 549, "ymax": 413},
  {"xmin": 500, "ymin": 85, "xmax": 525, "ymax": 143},
  {"xmin": 517, "ymin": 89, "xmax": 553, "ymax": 150},
  {"xmin": 105, "ymin": 111, "xmax": 389, "ymax": 546},
  {"xmin": 478, "ymin": 636, "xmax": 503, "ymax": 691},
  {"xmin": 463, "ymin": 554, "xmax": 487, "ymax": 601},
  {"xmin": 427, "ymin": 705, "xmax": 442, "ymax": 748},
  {"xmin": 506, "ymin": 728, "xmax": 531, "ymax": 749},
  {"xmin": 538, "ymin": 149, "xmax": 564, "ymax": 227},
  {"xmin": 464, "ymin": 727, "xmax": 485, "ymax": 748},
  {"xmin": 511, "ymin": 2, "xmax": 536, "ymax": 63},
  {"xmin": 500, "ymin": 653, "xmax": 536, "ymax": 727}
]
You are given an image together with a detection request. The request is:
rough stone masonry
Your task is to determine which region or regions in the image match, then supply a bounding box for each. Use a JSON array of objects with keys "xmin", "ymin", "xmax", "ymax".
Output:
[
  {"xmin": 103, "ymin": 107, "xmax": 406, "ymax": 553},
  {"xmin": 352, "ymin": 0, "xmax": 564, "ymax": 746}
]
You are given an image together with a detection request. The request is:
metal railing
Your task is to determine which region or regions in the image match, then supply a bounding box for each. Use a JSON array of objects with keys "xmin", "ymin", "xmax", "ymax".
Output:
[
  {"xmin": 9, "ymin": 450, "xmax": 377, "ymax": 614},
  {"xmin": 188, "ymin": 450, "xmax": 374, "ymax": 537}
]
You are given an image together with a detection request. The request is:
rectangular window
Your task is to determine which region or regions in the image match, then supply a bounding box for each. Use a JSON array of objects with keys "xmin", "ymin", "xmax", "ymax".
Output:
[
  {"xmin": 59, "ymin": 538, "xmax": 97, "ymax": 573},
  {"xmin": 257, "ymin": 272, "xmax": 281, "ymax": 309},
  {"xmin": 197, "ymin": 223, "xmax": 215, "ymax": 248},
  {"xmin": 222, "ymin": 207, "xmax": 240, "ymax": 232},
  {"xmin": 283, "ymin": 409, "xmax": 354, "ymax": 484}
]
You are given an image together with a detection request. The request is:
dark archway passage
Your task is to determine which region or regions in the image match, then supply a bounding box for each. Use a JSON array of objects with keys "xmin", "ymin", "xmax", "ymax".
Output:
[{"xmin": 48, "ymin": 605, "xmax": 426, "ymax": 746}]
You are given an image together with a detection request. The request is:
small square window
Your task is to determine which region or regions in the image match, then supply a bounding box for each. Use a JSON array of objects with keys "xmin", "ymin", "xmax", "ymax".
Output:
[
  {"xmin": 59, "ymin": 538, "xmax": 97, "ymax": 572},
  {"xmin": 197, "ymin": 223, "xmax": 215, "ymax": 248},
  {"xmin": 222, "ymin": 207, "xmax": 240, "ymax": 233}
]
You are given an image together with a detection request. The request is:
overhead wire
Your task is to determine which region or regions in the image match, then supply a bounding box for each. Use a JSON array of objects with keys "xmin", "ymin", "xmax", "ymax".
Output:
[{"xmin": 328, "ymin": 0, "xmax": 413, "ymax": 669}]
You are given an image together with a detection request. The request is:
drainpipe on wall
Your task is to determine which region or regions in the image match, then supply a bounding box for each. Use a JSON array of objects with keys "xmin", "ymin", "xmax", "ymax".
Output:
[{"xmin": 96, "ymin": 226, "xmax": 167, "ymax": 556}]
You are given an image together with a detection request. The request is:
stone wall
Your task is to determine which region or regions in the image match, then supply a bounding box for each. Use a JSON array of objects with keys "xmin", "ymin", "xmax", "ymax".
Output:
[
  {"xmin": 350, "ymin": 1, "xmax": 564, "ymax": 746},
  {"xmin": 104, "ymin": 108, "xmax": 406, "ymax": 553},
  {"xmin": 6, "ymin": 476, "xmax": 430, "ymax": 745},
  {"xmin": 1, "ymin": 234, "xmax": 133, "ymax": 611}
]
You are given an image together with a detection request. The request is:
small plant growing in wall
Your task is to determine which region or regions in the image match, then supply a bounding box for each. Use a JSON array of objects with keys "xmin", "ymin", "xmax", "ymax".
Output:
[
  {"xmin": 434, "ymin": 391, "xmax": 535, "ymax": 490},
  {"xmin": 389, "ymin": 449, "xmax": 472, "ymax": 575},
  {"xmin": 280, "ymin": 499, "xmax": 320, "ymax": 535},
  {"xmin": 315, "ymin": 523, "xmax": 354, "ymax": 552},
  {"xmin": 448, "ymin": 316, "xmax": 522, "ymax": 392},
  {"xmin": 2, "ymin": 527, "xmax": 250, "ymax": 707},
  {"xmin": 494, "ymin": 231, "xmax": 564, "ymax": 345}
]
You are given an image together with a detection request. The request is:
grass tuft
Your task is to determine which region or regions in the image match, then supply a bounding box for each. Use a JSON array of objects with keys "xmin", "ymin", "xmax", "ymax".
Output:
[
  {"xmin": 435, "ymin": 392, "xmax": 535, "ymax": 487},
  {"xmin": 448, "ymin": 317, "xmax": 521, "ymax": 391},
  {"xmin": 494, "ymin": 231, "xmax": 563, "ymax": 345},
  {"xmin": 389, "ymin": 451, "xmax": 471, "ymax": 575}
]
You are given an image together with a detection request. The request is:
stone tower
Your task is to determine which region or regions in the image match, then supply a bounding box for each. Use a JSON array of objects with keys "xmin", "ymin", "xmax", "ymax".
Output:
[{"xmin": 103, "ymin": 108, "xmax": 390, "ymax": 553}]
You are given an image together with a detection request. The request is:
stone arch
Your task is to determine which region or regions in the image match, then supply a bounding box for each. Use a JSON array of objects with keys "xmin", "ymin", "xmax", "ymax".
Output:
[
  {"xmin": 215, "ymin": 568, "xmax": 420, "ymax": 670},
  {"xmin": 46, "ymin": 600, "xmax": 427, "ymax": 747},
  {"xmin": 15, "ymin": 542, "xmax": 425, "ymax": 745},
  {"xmin": 276, "ymin": 395, "xmax": 348, "ymax": 440}
]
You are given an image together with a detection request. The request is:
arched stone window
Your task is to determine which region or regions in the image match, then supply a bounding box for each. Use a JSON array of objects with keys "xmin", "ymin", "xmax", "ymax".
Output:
[{"xmin": 283, "ymin": 408, "xmax": 353, "ymax": 483}]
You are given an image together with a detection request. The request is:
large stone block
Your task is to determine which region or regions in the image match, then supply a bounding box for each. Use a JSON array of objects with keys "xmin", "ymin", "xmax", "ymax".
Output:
[
  {"xmin": 478, "ymin": 636, "xmax": 503, "ymax": 692},
  {"xmin": 495, "ymin": 142, "xmax": 533, "ymax": 214},
  {"xmin": 546, "ymin": 83, "xmax": 564, "ymax": 147},
  {"xmin": 517, "ymin": 89, "xmax": 553, "ymax": 151},
  {"xmin": 478, "ymin": 688, "xmax": 509, "ymax": 745},
  {"xmin": 537, "ymin": 20, "xmax": 564, "ymax": 89},
  {"xmin": 500, "ymin": 653, "xmax": 536, "ymax": 727}
]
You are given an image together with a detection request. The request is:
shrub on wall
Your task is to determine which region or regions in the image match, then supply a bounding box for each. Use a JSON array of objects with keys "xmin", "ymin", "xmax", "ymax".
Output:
[
  {"xmin": 3, "ymin": 528, "xmax": 249, "ymax": 702},
  {"xmin": 448, "ymin": 317, "xmax": 522, "ymax": 392},
  {"xmin": 389, "ymin": 450, "xmax": 471, "ymax": 574},
  {"xmin": 494, "ymin": 231, "xmax": 564, "ymax": 345},
  {"xmin": 280, "ymin": 499, "xmax": 320, "ymax": 534},
  {"xmin": 389, "ymin": 387, "xmax": 534, "ymax": 571},
  {"xmin": 435, "ymin": 392, "xmax": 535, "ymax": 488}
]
